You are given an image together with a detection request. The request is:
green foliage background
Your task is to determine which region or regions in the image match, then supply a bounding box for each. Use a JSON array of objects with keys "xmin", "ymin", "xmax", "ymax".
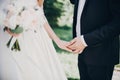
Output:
[
  {"xmin": 44, "ymin": 0, "xmax": 64, "ymax": 27},
  {"xmin": 44, "ymin": 0, "xmax": 74, "ymax": 27}
]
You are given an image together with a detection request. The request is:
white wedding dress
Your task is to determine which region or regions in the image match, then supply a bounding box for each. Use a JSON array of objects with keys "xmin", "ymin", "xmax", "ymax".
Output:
[{"xmin": 0, "ymin": 0, "xmax": 67, "ymax": 80}]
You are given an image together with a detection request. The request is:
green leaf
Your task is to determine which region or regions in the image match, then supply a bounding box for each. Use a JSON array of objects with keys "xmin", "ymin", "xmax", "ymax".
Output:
[{"xmin": 10, "ymin": 26, "xmax": 23, "ymax": 34}]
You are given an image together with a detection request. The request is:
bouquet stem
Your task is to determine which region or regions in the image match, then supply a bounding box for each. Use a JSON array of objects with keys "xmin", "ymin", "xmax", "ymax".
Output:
[
  {"xmin": 11, "ymin": 39, "xmax": 21, "ymax": 51},
  {"xmin": 4, "ymin": 25, "xmax": 21, "ymax": 52},
  {"xmin": 6, "ymin": 36, "xmax": 13, "ymax": 48}
]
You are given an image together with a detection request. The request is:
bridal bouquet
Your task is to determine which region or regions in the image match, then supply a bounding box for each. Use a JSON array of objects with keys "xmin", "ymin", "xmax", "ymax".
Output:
[
  {"xmin": 3, "ymin": 1, "xmax": 43, "ymax": 52},
  {"xmin": 3, "ymin": 4, "xmax": 25, "ymax": 51}
]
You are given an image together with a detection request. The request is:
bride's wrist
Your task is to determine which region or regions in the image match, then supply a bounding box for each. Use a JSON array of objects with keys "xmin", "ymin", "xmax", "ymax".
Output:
[{"xmin": 53, "ymin": 37, "xmax": 61, "ymax": 44}]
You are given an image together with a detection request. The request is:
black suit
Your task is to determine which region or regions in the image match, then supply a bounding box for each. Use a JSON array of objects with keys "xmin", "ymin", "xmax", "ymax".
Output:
[{"xmin": 70, "ymin": 0, "xmax": 120, "ymax": 80}]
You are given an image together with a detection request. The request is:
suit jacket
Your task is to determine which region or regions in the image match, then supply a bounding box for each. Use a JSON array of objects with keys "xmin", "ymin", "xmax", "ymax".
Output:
[{"xmin": 70, "ymin": 0, "xmax": 120, "ymax": 65}]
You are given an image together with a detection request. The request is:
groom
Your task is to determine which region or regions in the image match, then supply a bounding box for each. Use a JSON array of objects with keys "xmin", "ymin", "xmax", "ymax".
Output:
[{"xmin": 68, "ymin": 0, "xmax": 120, "ymax": 80}]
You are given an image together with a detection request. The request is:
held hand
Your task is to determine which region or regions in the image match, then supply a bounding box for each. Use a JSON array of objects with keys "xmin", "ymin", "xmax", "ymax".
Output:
[
  {"xmin": 67, "ymin": 37, "xmax": 86, "ymax": 54},
  {"xmin": 55, "ymin": 39, "xmax": 73, "ymax": 52}
]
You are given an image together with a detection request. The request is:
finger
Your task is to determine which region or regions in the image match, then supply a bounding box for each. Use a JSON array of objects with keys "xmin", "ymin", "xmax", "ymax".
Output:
[
  {"xmin": 64, "ymin": 42, "xmax": 70, "ymax": 46},
  {"xmin": 6, "ymin": 29, "xmax": 20, "ymax": 37},
  {"xmin": 64, "ymin": 47, "xmax": 73, "ymax": 52},
  {"xmin": 67, "ymin": 38, "xmax": 76, "ymax": 46},
  {"xmin": 13, "ymin": 33, "xmax": 20, "ymax": 37},
  {"xmin": 6, "ymin": 29, "xmax": 13, "ymax": 36},
  {"xmin": 73, "ymin": 50, "xmax": 83, "ymax": 54},
  {"xmin": 79, "ymin": 50, "xmax": 83, "ymax": 54},
  {"xmin": 66, "ymin": 46, "xmax": 76, "ymax": 51},
  {"xmin": 67, "ymin": 43, "xmax": 76, "ymax": 50},
  {"xmin": 70, "ymin": 39, "xmax": 76, "ymax": 45},
  {"xmin": 72, "ymin": 49, "xmax": 80, "ymax": 54}
]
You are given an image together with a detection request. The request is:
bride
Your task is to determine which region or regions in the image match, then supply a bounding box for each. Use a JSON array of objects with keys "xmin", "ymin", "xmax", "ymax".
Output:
[{"xmin": 0, "ymin": 0, "xmax": 71, "ymax": 80}]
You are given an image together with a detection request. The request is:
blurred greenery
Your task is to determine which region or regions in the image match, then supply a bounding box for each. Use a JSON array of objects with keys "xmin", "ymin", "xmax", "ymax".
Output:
[
  {"xmin": 44, "ymin": 0, "xmax": 74, "ymax": 27},
  {"xmin": 44, "ymin": 0, "xmax": 64, "ymax": 27},
  {"xmin": 116, "ymin": 64, "xmax": 120, "ymax": 68}
]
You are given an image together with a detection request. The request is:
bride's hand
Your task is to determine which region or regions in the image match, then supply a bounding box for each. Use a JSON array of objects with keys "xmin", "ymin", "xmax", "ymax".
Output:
[
  {"xmin": 6, "ymin": 28, "xmax": 20, "ymax": 37},
  {"xmin": 55, "ymin": 39, "xmax": 72, "ymax": 52}
]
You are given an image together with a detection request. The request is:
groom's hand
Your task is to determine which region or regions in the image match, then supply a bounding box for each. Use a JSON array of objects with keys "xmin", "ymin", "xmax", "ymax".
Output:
[{"xmin": 67, "ymin": 37, "xmax": 86, "ymax": 54}]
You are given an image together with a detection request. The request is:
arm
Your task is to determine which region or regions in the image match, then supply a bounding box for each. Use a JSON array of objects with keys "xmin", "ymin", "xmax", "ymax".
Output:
[
  {"xmin": 43, "ymin": 20, "xmax": 60, "ymax": 44},
  {"xmin": 84, "ymin": 0, "xmax": 120, "ymax": 46},
  {"xmin": 43, "ymin": 16, "xmax": 72, "ymax": 52},
  {"xmin": 67, "ymin": 0, "xmax": 120, "ymax": 53},
  {"xmin": 37, "ymin": 1, "xmax": 72, "ymax": 52}
]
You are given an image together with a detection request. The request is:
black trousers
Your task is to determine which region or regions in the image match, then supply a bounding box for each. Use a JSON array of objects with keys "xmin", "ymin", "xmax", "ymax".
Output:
[{"xmin": 78, "ymin": 57, "xmax": 114, "ymax": 80}]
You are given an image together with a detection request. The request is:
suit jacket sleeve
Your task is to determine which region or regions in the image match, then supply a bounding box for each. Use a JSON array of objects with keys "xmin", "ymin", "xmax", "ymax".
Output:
[{"xmin": 84, "ymin": 0, "xmax": 120, "ymax": 46}]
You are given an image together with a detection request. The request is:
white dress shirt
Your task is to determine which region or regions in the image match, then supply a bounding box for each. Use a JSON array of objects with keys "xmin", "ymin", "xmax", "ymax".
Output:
[{"xmin": 76, "ymin": 0, "xmax": 87, "ymax": 46}]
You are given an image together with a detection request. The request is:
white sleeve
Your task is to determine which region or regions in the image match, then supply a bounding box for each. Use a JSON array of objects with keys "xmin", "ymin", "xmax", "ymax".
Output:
[
  {"xmin": 37, "ymin": 6, "xmax": 48, "ymax": 25},
  {"xmin": 41, "ymin": 13, "xmax": 48, "ymax": 25},
  {"xmin": 81, "ymin": 35, "xmax": 88, "ymax": 47}
]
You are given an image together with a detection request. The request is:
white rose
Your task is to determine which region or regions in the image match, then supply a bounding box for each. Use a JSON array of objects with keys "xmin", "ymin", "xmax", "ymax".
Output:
[
  {"xmin": 20, "ymin": 9, "xmax": 35, "ymax": 29},
  {"xmin": 9, "ymin": 14, "xmax": 18, "ymax": 29}
]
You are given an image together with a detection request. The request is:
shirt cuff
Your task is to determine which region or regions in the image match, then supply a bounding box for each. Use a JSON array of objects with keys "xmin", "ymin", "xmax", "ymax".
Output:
[{"xmin": 81, "ymin": 35, "xmax": 88, "ymax": 47}]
